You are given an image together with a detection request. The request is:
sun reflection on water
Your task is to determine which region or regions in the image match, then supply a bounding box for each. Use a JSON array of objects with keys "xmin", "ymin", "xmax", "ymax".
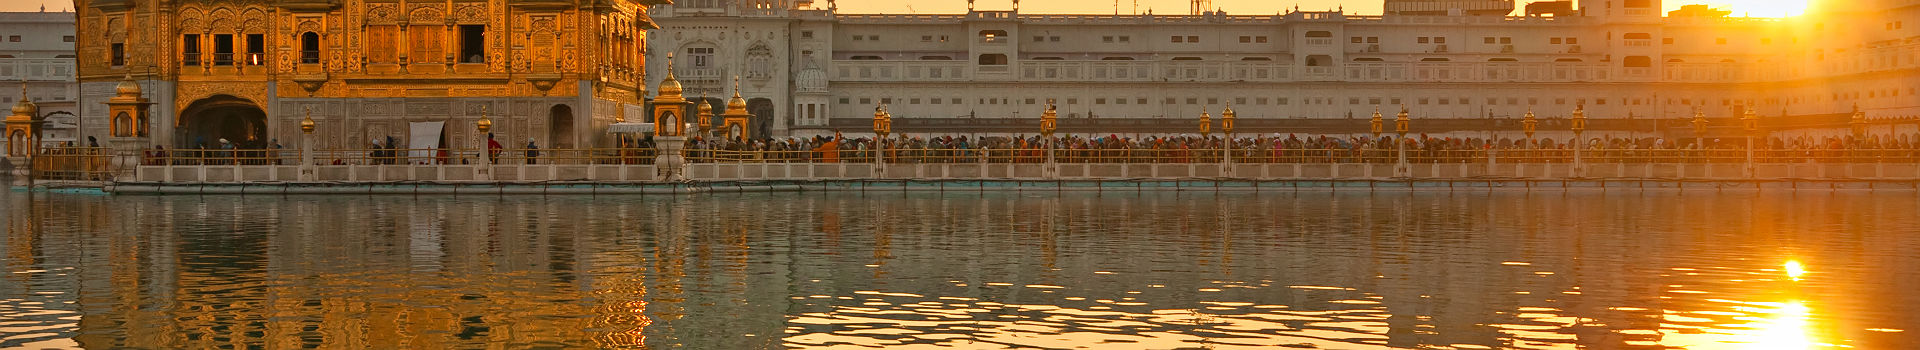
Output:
[{"xmin": 1784, "ymin": 260, "xmax": 1807, "ymax": 281}]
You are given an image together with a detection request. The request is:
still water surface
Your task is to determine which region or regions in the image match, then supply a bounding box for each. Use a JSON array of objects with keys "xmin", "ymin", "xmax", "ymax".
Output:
[{"xmin": 2, "ymin": 191, "xmax": 1917, "ymax": 349}]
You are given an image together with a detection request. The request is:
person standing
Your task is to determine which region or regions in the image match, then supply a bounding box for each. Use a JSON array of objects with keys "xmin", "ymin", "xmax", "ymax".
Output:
[
  {"xmin": 486, "ymin": 133, "xmax": 503, "ymax": 164},
  {"xmin": 269, "ymin": 139, "xmax": 284, "ymax": 165},
  {"xmin": 525, "ymin": 138, "xmax": 540, "ymax": 164}
]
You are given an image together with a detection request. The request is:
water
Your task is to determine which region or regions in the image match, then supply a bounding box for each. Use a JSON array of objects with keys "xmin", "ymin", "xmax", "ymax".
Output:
[{"xmin": 2, "ymin": 190, "xmax": 1917, "ymax": 349}]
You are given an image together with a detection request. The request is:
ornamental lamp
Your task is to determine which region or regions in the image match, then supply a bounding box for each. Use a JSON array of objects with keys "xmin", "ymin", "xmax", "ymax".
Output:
[
  {"xmin": 301, "ymin": 107, "xmax": 316, "ymax": 134},
  {"xmin": 1742, "ymin": 108, "xmax": 1759, "ymax": 133},
  {"xmin": 1221, "ymin": 104, "xmax": 1236, "ymax": 135},
  {"xmin": 477, "ymin": 105, "xmax": 493, "ymax": 134},
  {"xmin": 872, "ymin": 103, "xmax": 892, "ymax": 139},
  {"xmin": 1394, "ymin": 105, "xmax": 1410, "ymax": 135},
  {"xmin": 1198, "ymin": 106, "xmax": 1212, "ymax": 137},
  {"xmin": 1369, "ymin": 107, "xmax": 1384, "ymax": 139},
  {"xmin": 1690, "ymin": 107, "xmax": 1707, "ymax": 138},
  {"xmin": 1040, "ymin": 99, "xmax": 1058, "ymax": 139},
  {"xmin": 1569, "ymin": 104, "xmax": 1587, "ymax": 133},
  {"xmin": 1850, "ymin": 103, "xmax": 1867, "ymax": 139},
  {"xmin": 1522, "ymin": 108, "xmax": 1538, "ymax": 140}
]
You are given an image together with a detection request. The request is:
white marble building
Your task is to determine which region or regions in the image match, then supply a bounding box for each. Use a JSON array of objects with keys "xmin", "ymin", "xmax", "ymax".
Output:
[
  {"xmin": 646, "ymin": 0, "xmax": 1920, "ymax": 138},
  {"xmin": 0, "ymin": 11, "xmax": 81, "ymax": 146}
]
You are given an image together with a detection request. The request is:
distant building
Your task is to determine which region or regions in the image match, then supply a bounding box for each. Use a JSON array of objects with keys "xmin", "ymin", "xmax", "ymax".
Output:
[
  {"xmin": 646, "ymin": 0, "xmax": 1920, "ymax": 137},
  {"xmin": 0, "ymin": 11, "xmax": 79, "ymax": 146},
  {"xmin": 1384, "ymin": 0, "xmax": 1515, "ymax": 16}
]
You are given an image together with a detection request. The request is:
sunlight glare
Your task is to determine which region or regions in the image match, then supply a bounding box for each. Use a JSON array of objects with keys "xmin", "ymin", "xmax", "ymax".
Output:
[
  {"xmin": 1749, "ymin": 301, "xmax": 1817, "ymax": 349},
  {"xmin": 1785, "ymin": 260, "xmax": 1806, "ymax": 281},
  {"xmin": 1696, "ymin": 0, "xmax": 1813, "ymax": 18}
]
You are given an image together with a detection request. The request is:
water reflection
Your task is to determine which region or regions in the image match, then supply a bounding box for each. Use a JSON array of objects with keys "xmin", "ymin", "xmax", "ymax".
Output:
[{"xmin": 1, "ymin": 191, "xmax": 1918, "ymax": 349}]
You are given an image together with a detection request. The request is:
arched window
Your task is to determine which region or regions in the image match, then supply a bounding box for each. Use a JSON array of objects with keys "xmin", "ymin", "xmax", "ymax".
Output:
[
  {"xmin": 977, "ymin": 54, "xmax": 1008, "ymax": 65},
  {"xmin": 300, "ymin": 32, "xmax": 320, "ymax": 64}
]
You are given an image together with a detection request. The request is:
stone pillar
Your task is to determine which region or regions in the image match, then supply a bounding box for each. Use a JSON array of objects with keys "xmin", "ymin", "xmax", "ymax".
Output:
[
  {"xmin": 298, "ymin": 132, "xmax": 317, "ymax": 182},
  {"xmin": 1044, "ymin": 140, "xmax": 1057, "ymax": 179},
  {"xmin": 1572, "ymin": 131, "xmax": 1586, "ymax": 178},
  {"xmin": 655, "ymin": 135, "xmax": 688, "ymax": 181},
  {"xmin": 108, "ymin": 137, "xmax": 148, "ymax": 181}
]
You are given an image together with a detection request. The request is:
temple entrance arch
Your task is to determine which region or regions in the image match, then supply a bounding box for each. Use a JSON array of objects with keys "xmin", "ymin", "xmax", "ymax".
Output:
[
  {"xmin": 747, "ymin": 98, "xmax": 774, "ymax": 140},
  {"xmin": 177, "ymin": 95, "xmax": 267, "ymax": 149}
]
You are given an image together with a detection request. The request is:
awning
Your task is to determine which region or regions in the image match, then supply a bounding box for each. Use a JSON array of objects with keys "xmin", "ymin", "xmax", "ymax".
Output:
[{"xmin": 608, "ymin": 122, "xmax": 654, "ymax": 134}]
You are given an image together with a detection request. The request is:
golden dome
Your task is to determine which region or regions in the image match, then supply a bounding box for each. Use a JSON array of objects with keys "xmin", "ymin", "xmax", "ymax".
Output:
[
  {"xmin": 697, "ymin": 95, "xmax": 714, "ymax": 115},
  {"xmin": 726, "ymin": 91, "xmax": 747, "ymax": 111},
  {"xmin": 657, "ymin": 74, "xmax": 683, "ymax": 98},
  {"xmin": 656, "ymin": 54, "xmax": 683, "ymax": 99},
  {"xmin": 1221, "ymin": 104, "xmax": 1236, "ymax": 119},
  {"xmin": 725, "ymin": 77, "xmax": 748, "ymax": 113},
  {"xmin": 115, "ymin": 73, "xmax": 142, "ymax": 97},
  {"xmin": 11, "ymin": 98, "xmax": 36, "ymax": 117}
]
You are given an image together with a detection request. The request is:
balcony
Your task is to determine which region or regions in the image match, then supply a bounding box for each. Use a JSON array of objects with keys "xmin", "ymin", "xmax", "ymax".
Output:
[{"xmin": 0, "ymin": 58, "xmax": 76, "ymax": 82}]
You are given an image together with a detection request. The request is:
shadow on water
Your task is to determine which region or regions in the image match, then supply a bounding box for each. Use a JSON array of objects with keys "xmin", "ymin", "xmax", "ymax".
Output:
[{"xmin": 1, "ymin": 190, "xmax": 1917, "ymax": 349}]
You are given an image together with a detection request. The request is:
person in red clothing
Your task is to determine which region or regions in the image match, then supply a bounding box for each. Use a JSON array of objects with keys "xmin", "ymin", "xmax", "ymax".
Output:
[{"xmin": 485, "ymin": 133, "xmax": 503, "ymax": 164}]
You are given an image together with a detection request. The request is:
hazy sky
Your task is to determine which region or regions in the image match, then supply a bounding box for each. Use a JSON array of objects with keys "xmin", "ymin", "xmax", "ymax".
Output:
[{"xmin": 0, "ymin": 0, "xmax": 1812, "ymax": 18}]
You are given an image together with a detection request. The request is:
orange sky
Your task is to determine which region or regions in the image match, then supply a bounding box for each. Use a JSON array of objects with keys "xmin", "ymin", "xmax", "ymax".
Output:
[{"xmin": 0, "ymin": 0, "xmax": 1812, "ymax": 18}]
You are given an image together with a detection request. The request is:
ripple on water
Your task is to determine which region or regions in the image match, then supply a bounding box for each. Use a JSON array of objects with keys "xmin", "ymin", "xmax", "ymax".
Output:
[{"xmin": 0, "ymin": 191, "xmax": 1915, "ymax": 349}]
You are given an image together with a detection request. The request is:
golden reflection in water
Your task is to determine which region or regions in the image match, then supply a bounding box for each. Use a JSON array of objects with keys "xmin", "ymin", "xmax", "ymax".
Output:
[
  {"xmin": 1751, "ymin": 301, "xmax": 1817, "ymax": 350},
  {"xmin": 6, "ymin": 192, "xmax": 1920, "ymax": 349}
]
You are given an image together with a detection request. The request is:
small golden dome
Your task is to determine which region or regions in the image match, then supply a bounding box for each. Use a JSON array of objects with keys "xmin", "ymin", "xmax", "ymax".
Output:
[
  {"xmin": 697, "ymin": 97, "xmax": 714, "ymax": 115},
  {"xmin": 11, "ymin": 98, "xmax": 35, "ymax": 117},
  {"xmin": 726, "ymin": 91, "xmax": 747, "ymax": 111},
  {"xmin": 724, "ymin": 77, "xmax": 748, "ymax": 113},
  {"xmin": 657, "ymin": 74, "xmax": 683, "ymax": 98},
  {"xmin": 656, "ymin": 54, "xmax": 684, "ymax": 99},
  {"xmin": 115, "ymin": 78, "xmax": 141, "ymax": 97}
]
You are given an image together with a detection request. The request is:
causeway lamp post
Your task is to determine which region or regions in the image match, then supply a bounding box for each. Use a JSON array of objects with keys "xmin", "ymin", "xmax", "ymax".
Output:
[
  {"xmin": 1570, "ymin": 104, "xmax": 1587, "ymax": 177},
  {"xmin": 299, "ymin": 107, "xmax": 316, "ymax": 181},
  {"xmin": 1198, "ymin": 106, "xmax": 1212, "ymax": 137},
  {"xmin": 1691, "ymin": 107, "xmax": 1707, "ymax": 164},
  {"xmin": 1850, "ymin": 104, "xmax": 1868, "ymax": 146},
  {"xmin": 1221, "ymin": 104, "xmax": 1235, "ymax": 167},
  {"xmin": 1040, "ymin": 99, "xmax": 1058, "ymax": 172},
  {"xmin": 873, "ymin": 103, "xmax": 891, "ymax": 166},
  {"xmin": 1395, "ymin": 105, "xmax": 1410, "ymax": 177},
  {"xmin": 1370, "ymin": 107, "xmax": 1383, "ymax": 163},
  {"xmin": 1744, "ymin": 107, "xmax": 1759, "ymax": 177},
  {"xmin": 1523, "ymin": 108, "xmax": 1537, "ymax": 147},
  {"xmin": 1691, "ymin": 107, "xmax": 1707, "ymax": 149},
  {"xmin": 476, "ymin": 105, "xmax": 495, "ymax": 180}
]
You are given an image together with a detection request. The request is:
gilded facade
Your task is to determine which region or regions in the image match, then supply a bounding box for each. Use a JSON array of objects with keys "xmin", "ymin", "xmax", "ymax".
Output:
[{"xmin": 74, "ymin": 0, "xmax": 667, "ymax": 151}]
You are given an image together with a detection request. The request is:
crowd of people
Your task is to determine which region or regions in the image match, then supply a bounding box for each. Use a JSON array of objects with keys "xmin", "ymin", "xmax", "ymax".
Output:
[
  {"xmin": 93, "ymin": 131, "xmax": 1920, "ymax": 166},
  {"xmin": 685, "ymin": 132, "xmax": 1920, "ymax": 164}
]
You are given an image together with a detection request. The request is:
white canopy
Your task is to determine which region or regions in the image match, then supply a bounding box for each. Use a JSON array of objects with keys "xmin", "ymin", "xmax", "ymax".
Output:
[
  {"xmin": 407, "ymin": 121, "xmax": 444, "ymax": 159},
  {"xmin": 608, "ymin": 122, "xmax": 654, "ymax": 134}
]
